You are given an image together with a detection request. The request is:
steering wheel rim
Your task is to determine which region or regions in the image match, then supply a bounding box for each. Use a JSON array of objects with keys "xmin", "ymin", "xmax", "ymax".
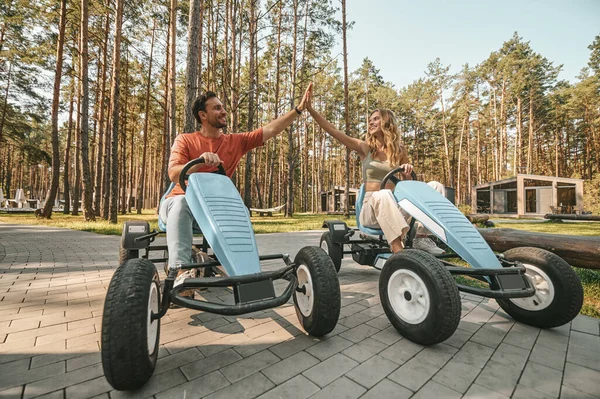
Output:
[
  {"xmin": 179, "ymin": 157, "xmax": 227, "ymax": 192},
  {"xmin": 380, "ymin": 167, "xmax": 418, "ymax": 190}
]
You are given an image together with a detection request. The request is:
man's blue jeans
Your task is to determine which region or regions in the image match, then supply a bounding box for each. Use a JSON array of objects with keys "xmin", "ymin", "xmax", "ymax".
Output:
[{"xmin": 158, "ymin": 195, "xmax": 199, "ymax": 268}]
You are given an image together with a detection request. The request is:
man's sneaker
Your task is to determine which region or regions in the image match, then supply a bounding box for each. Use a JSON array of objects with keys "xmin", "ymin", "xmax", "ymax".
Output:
[{"xmin": 413, "ymin": 237, "xmax": 445, "ymax": 255}]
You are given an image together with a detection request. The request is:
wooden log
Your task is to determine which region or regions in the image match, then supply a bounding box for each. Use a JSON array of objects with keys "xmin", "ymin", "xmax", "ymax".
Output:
[
  {"xmin": 477, "ymin": 228, "xmax": 600, "ymax": 270},
  {"xmin": 466, "ymin": 215, "xmax": 490, "ymax": 224},
  {"xmin": 544, "ymin": 213, "xmax": 600, "ymax": 221}
]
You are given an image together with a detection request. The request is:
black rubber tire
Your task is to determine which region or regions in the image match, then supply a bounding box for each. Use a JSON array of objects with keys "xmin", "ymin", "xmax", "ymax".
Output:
[
  {"xmin": 379, "ymin": 250, "xmax": 461, "ymax": 345},
  {"xmin": 293, "ymin": 246, "xmax": 341, "ymax": 336},
  {"xmin": 496, "ymin": 247, "xmax": 583, "ymax": 328},
  {"xmin": 320, "ymin": 232, "xmax": 343, "ymax": 273},
  {"xmin": 101, "ymin": 258, "xmax": 161, "ymax": 390},
  {"xmin": 119, "ymin": 246, "xmax": 139, "ymax": 265}
]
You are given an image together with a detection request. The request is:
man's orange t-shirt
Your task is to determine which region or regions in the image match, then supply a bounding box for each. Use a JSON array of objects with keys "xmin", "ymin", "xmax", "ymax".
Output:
[{"xmin": 166, "ymin": 128, "xmax": 263, "ymax": 197}]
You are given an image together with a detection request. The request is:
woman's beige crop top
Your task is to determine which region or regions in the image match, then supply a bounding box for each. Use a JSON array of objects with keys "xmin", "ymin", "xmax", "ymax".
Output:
[{"xmin": 362, "ymin": 151, "xmax": 392, "ymax": 182}]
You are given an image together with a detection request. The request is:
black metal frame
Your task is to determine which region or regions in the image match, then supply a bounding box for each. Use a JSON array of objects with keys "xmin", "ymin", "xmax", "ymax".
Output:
[
  {"xmin": 125, "ymin": 230, "xmax": 301, "ymax": 320},
  {"xmin": 322, "ymin": 220, "xmax": 535, "ymax": 300}
]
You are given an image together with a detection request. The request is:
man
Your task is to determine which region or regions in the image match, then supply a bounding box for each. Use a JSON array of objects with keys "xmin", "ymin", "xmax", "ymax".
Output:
[{"xmin": 159, "ymin": 84, "xmax": 312, "ymax": 286}]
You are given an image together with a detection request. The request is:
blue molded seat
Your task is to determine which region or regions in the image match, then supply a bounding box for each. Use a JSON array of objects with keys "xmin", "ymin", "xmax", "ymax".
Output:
[
  {"xmin": 355, "ymin": 184, "xmax": 385, "ymax": 237},
  {"xmin": 158, "ymin": 182, "xmax": 202, "ymax": 234}
]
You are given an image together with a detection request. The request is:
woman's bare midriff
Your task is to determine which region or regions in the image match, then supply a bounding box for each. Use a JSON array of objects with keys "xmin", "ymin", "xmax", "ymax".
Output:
[{"xmin": 364, "ymin": 181, "xmax": 396, "ymax": 192}]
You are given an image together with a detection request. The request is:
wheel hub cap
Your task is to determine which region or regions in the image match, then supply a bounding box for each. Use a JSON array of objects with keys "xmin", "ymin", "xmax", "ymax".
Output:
[
  {"xmin": 510, "ymin": 264, "xmax": 555, "ymax": 311},
  {"xmin": 388, "ymin": 269, "xmax": 430, "ymax": 324},
  {"xmin": 147, "ymin": 283, "xmax": 159, "ymax": 354},
  {"xmin": 296, "ymin": 264, "xmax": 314, "ymax": 317}
]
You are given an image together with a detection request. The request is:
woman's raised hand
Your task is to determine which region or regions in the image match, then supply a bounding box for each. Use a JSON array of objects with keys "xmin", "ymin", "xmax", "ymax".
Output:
[{"xmin": 297, "ymin": 82, "xmax": 313, "ymax": 112}]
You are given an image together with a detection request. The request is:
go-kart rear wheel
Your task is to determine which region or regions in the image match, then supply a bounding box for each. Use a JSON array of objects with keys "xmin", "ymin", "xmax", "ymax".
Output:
[
  {"xmin": 293, "ymin": 246, "xmax": 341, "ymax": 336},
  {"xmin": 380, "ymin": 250, "xmax": 460, "ymax": 345},
  {"xmin": 496, "ymin": 247, "xmax": 583, "ymax": 328},
  {"xmin": 320, "ymin": 232, "xmax": 343, "ymax": 272},
  {"xmin": 119, "ymin": 247, "xmax": 139, "ymax": 264},
  {"xmin": 101, "ymin": 258, "xmax": 161, "ymax": 390}
]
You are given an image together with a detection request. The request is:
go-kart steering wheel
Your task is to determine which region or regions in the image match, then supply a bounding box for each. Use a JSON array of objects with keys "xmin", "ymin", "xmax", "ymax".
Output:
[
  {"xmin": 380, "ymin": 166, "xmax": 418, "ymax": 190},
  {"xmin": 179, "ymin": 157, "xmax": 227, "ymax": 192}
]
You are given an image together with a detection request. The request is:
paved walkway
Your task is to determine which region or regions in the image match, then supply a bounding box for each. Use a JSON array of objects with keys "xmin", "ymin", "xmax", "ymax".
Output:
[{"xmin": 0, "ymin": 223, "xmax": 599, "ymax": 399}]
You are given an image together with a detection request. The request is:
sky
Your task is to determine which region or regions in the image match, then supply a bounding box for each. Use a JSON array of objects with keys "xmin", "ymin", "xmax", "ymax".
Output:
[{"xmin": 331, "ymin": 0, "xmax": 600, "ymax": 89}]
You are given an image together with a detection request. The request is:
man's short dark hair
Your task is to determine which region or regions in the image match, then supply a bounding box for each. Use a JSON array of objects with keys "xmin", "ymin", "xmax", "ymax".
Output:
[{"xmin": 193, "ymin": 91, "xmax": 217, "ymax": 125}]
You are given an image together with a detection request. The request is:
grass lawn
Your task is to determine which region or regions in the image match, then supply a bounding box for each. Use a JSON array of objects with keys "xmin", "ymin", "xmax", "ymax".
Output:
[{"xmin": 1, "ymin": 211, "xmax": 598, "ymax": 318}]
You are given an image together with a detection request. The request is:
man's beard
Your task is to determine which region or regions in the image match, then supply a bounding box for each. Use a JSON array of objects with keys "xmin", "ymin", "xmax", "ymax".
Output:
[{"xmin": 208, "ymin": 117, "xmax": 227, "ymax": 129}]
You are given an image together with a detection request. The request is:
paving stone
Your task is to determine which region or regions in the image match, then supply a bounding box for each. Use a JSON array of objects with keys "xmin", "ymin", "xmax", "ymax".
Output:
[
  {"xmin": 358, "ymin": 378, "xmax": 413, "ymax": 399},
  {"xmin": 475, "ymin": 360, "xmax": 521, "ymax": 397},
  {"xmin": 571, "ymin": 315, "xmax": 600, "ymax": 336},
  {"xmin": 345, "ymin": 354, "xmax": 398, "ymax": 389},
  {"xmin": 452, "ymin": 341, "xmax": 494, "ymax": 369},
  {"xmin": 64, "ymin": 376, "xmax": 111, "ymax": 399},
  {"xmin": 413, "ymin": 343, "xmax": 458, "ymax": 368},
  {"xmin": 369, "ymin": 326, "xmax": 402, "ymax": 346},
  {"xmin": 512, "ymin": 384, "xmax": 556, "ymax": 399},
  {"xmin": 444, "ymin": 327, "xmax": 473, "ymax": 349},
  {"xmin": 519, "ymin": 361, "xmax": 563, "ymax": 397},
  {"xmin": 463, "ymin": 383, "xmax": 510, "ymax": 399},
  {"xmin": 341, "ymin": 338, "xmax": 387, "ymax": 363},
  {"xmin": 204, "ymin": 372, "xmax": 274, "ymax": 399},
  {"xmin": 387, "ymin": 357, "xmax": 439, "ymax": 392},
  {"xmin": 109, "ymin": 366, "xmax": 187, "ymax": 399},
  {"xmin": 302, "ymin": 353, "xmax": 358, "ymax": 388},
  {"xmin": 569, "ymin": 331, "xmax": 600, "ymax": 352},
  {"xmin": 567, "ymin": 344, "xmax": 600, "ymax": 372},
  {"xmin": 305, "ymin": 336, "xmax": 354, "ymax": 361},
  {"xmin": 220, "ymin": 349, "xmax": 280, "ymax": 383},
  {"xmin": 559, "ymin": 385, "xmax": 600, "ymax": 399},
  {"xmin": 563, "ymin": 362, "xmax": 600, "ymax": 397},
  {"xmin": 338, "ymin": 324, "xmax": 380, "ymax": 343},
  {"xmin": 530, "ymin": 342, "xmax": 567, "ymax": 371},
  {"xmin": 0, "ymin": 385, "xmax": 24, "ymax": 399},
  {"xmin": 536, "ymin": 329, "xmax": 570, "ymax": 352},
  {"xmin": 470, "ymin": 324, "xmax": 508, "ymax": 349},
  {"xmin": 433, "ymin": 359, "xmax": 481, "ymax": 393},
  {"xmin": 411, "ymin": 380, "xmax": 462, "ymax": 399},
  {"xmin": 66, "ymin": 352, "xmax": 101, "ymax": 372},
  {"xmin": 379, "ymin": 338, "xmax": 424, "ymax": 365},
  {"xmin": 309, "ymin": 376, "xmax": 366, "ymax": 399},
  {"xmin": 503, "ymin": 322, "xmax": 540, "ymax": 350},
  {"xmin": 262, "ymin": 351, "xmax": 320, "ymax": 385},
  {"xmin": 155, "ymin": 370, "xmax": 230, "ymax": 399},
  {"xmin": 268, "ymin": 334, "xmax": 318, "ymax": 359},
  {"xmin": 180, "ymin": 348, "xmax": 242, "ymax": 380},
  {"xmin": 0, "ymin": 361, "xmax": 65, "ymax": 392},
  {"xmin": 490, "ymin": 342, "xmax": 529, "ymax": 370},
  {"xmin": 256, "ymin": 375, "xmax": 319, "ymax": 399},
  {"xmin": 22, "ymin": 363, "xmax": 103, "ymax": 399}
]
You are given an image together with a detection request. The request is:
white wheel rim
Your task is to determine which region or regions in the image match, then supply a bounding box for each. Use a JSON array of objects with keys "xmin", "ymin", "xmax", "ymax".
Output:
[
  {"xmin": 296, "ymin": 264, "xmax": 314, "ymax": 317},
  {"xmin": 320, "ymin": 239, "xmax": 329, "ymax": 255},
  {"xmin": 509, "ymin": 264, "xmax": 555, "ymax": 311},
  {"xmin": 387, "ymin": 269, "xmax": 430, "ymax": 324},
  {"xmin": 147, "ymin": 282, "xmax": 159, "ymax": 354}
]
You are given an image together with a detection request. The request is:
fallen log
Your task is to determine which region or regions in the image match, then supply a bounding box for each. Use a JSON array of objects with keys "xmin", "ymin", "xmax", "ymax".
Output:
[
  {"xmin": 466, "ymin": 215, "xmax": 490, "ymax": 224},
  {"xmin": 476, "ymin": 228, "xmax": 600, "ymax": 270},
  {"xmin": 544, "ymin": 213, "xmax": 600, "ymax": 221}
]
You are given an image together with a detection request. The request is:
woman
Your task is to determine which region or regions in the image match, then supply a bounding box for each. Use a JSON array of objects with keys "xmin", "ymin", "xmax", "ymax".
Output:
[{"xmin": 306, "ymin": 89, "xmax": 444, "ymax": 254}]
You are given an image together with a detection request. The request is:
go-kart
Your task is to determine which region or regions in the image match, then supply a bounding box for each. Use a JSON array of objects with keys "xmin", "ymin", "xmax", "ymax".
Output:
[
  {"xmin": 319, "ymin": 167, "xmax": 583, "ymax": 345},
  {"xmin": 101, "ymin": 158, "xmax": 341, "ymax": 391}
]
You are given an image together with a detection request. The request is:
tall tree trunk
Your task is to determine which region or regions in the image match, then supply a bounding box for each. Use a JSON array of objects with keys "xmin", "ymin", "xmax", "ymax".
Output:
[
  {"xmin": 41, "ymin": 0, "xmax": 67, "ymax": 218},
  {"xmin": 527, "ymin": 88, "xmax": 534, "ymax": 174},
  {"xmin": 342, "ymin": 0, "xmax": 351, "ymax": 217},
  {"xmin": 94, "ymin": 14, "xmax": 109, "ymax": 216},
  {"xmin": 63, "ymin": 83, "xmax": 74, "ymax": 214},
  {"xmin": 136, "ymin": 21, "xmax": 155, "ymax": 214},
  {"xmin": 244, "ymin": 0, "xmax": 257, "ymax": 208},
  {"xmin": 108, "ymin": 0, "xmax": 124, "ymax": 223},
  {"xmin": 168, "ymin": 0, "xmax": 177, "ymax": 148},
  {"xmin": 72, "ymin": 77, "xmax": 81, "ymax": 217},
  {"xmin": 286, "ymin": 0, "xmax": 299, "ymax": 217},
  {"xmin": 184, "ymin": 0, "xmax": 201, "ymax": 132},
  {"xmin": 79, "ymin": 0, "xmax": 95, "ymax": 221}
]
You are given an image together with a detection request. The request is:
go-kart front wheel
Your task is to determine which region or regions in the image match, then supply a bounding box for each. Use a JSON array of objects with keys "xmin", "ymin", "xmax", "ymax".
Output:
[
  {"xmin": 496, "ymin": 247, "xmax": 583, "ymax": 328},
  {"xmin": 101, "ymin": 258, "xmax": 161, "ymax": 390},
  {"xmin": 293, "ymin": 246, "xmax": 341, "ymax": 336},
  {"xmin": 319, "ymin": 232, "xmax": 343, "ymax": 272},
  {"xmin": 380, "ymin": 250, "xmax": 461, "ymax": 345}
]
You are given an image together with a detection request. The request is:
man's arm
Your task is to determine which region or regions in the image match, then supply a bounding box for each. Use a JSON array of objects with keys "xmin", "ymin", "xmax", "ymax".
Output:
[{"xmin": 261, "ymin": 83, "xmax": 312, "ymax": 143}]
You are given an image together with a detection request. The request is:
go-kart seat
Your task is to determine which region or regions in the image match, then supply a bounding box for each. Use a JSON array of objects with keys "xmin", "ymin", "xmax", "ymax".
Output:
[
  {"xmin": 158, "ymin": 182, "xmax": 202, "ymax": 234},
  {"xmin": 355, "ymin": 184, "xmax": 385, "ymax": 237}
]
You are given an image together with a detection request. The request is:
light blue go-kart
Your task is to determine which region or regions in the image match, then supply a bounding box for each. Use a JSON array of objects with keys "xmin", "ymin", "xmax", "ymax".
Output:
[
  {"xmin": 101, "ymin": 157, "xmax": 341, "ymax": 391},
  {"xmin": 320, "ymin": 167, "xmax": 583, "ymax": 346}
]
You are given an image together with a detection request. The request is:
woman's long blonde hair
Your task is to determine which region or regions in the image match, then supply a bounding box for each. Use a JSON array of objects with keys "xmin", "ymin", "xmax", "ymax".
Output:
[{"xmin": 366, "ymin": 109, "xmax": 408, "ymax": 167}]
